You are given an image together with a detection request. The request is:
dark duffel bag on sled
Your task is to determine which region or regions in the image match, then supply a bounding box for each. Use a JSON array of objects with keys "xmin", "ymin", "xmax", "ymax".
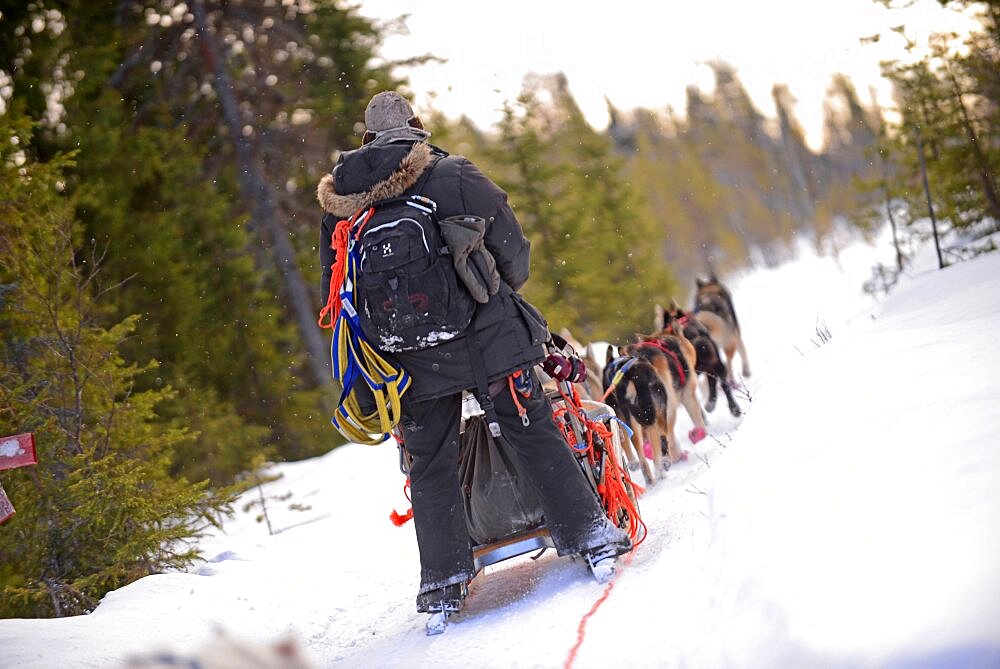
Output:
[{"xmin": 459, "ymin": 414, "xmax": 545, "ymax": 546}]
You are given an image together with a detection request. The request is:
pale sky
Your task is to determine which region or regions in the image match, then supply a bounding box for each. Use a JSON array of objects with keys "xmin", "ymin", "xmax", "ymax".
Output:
[{"xmin": 353, "ymin": 0, "xmax": 981, "ymax": 151}]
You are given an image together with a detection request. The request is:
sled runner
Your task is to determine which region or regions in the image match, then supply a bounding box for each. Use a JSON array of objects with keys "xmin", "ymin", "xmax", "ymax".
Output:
[{"xmin": 397, "ymin": 379, "xmax": 644, "ymax": 635}]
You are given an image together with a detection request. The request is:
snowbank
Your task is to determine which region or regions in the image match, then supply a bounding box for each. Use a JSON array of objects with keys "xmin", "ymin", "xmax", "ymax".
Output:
[{"xmin": 2, "ymin": 231, "xmax": 999, "ymax": 669}]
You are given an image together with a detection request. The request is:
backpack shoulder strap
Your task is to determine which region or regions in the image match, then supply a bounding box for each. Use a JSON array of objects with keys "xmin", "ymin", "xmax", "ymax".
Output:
[{"xmin": 411, "ymin": 152, "xmax": 442, "ymax": 197}]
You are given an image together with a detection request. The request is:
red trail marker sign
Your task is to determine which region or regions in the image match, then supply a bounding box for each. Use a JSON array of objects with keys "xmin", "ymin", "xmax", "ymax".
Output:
[
  {"xmin": 1, "ymin": 433, "xmax": 37, "ymax": 471},
  {"xmin": 0, "ymin": 432, "xmax": 38, "ymax": 524}
]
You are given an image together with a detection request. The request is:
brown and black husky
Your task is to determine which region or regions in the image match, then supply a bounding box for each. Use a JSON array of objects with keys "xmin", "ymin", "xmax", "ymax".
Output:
[
  {"xmin": 623, "ymin": 327, "xmax": 708, "ymax": 471},
  {"xmin": 602, "ymin": 347, "xmax": 665, "ymax": 485},
  {"xmin": 661, "ymin": 301, "xmax": 742, "ymax": 417},
  {"xmin": 693, "ymin": 275, "xmax": 751, "ymax": 382}
]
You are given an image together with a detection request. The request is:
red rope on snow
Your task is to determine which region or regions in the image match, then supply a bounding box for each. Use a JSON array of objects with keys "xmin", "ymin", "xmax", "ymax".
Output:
[
  {"xmin": 563, "ymin": 549, "xmax": 638, "ymax": 669},
  {"xmin": 555, "ymin": 381, "xmax": 645, "ymax": 667}
]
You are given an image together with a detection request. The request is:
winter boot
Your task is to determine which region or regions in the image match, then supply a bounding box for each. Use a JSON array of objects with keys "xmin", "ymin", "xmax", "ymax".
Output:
[
  {"xmin": 583, "ymin": 545, "xmax": 620, "ymax": 584},
  {"xmin": 417, "ymin": 581, "xmax": 468, "ymax": 636},
  {"xmin": 416, "ymin": 581, "xmax": 468, "ymax": 614},
  {"xmin": 579, "ymin": 523, "xmax": 633, "ymax": 584}
]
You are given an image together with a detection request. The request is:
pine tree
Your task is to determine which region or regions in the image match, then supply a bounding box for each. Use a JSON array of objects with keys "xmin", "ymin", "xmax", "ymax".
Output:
[
  {"xmin": 65, "ymin": 93, "xmax": 323, "ymax": 481},
  {"xmin": 931, "ymin": 33, "xmax": 1000, "ymax": 224},
  {"xmin": 547, "ymin": 77, "xmax": 676, "ymax": 340},
  {"xmin": 0, "ymin": 1, "xmax": 414, "ymax": 479},
  {"xmin": 487, "ymin": 77, "xmax": 676, "ymax": 342},
  {"xmin": 0, "ymin": 114, "xmax": 235, "ymax": 618},
  {"xmin": 772, "ymin": 84, "xmax": 818, "ymax": 224},
  {"xmin": 96, "ymin": 0, "xmax": 414, "ymax": 387},
  {"xmin": 490, "ymin": 93, "xmax": 574, "ymax": 325}
]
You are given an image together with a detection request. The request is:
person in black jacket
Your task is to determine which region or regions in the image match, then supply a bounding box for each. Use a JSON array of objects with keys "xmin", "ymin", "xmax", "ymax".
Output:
[{"xmin": 317, "ymin": 92, "xmax": 631, "ymax": 616}]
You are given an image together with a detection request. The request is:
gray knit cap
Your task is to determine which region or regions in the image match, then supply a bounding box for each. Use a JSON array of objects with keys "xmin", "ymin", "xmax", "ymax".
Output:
[{"xmin": 363, "ymin": 91, "xmax": 430, "ymax": 142}]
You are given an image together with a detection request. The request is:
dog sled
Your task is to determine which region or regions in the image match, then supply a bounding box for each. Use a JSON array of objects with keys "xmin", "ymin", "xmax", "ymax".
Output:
[{"xmin": 396, "ymin": 378, "xmax": 644, "ymax": 635}]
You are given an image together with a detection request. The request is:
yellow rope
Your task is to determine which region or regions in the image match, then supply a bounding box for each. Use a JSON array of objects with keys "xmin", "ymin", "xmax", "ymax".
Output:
[{"xmin": 328, "ymin": 243, "xmax": 411, "ymax": 445}]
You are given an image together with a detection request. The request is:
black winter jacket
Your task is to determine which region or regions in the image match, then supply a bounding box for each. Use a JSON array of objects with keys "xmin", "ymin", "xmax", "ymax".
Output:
[{"xmin": 317, "ymin": 140, "xmax": 549, "ymax": 401}]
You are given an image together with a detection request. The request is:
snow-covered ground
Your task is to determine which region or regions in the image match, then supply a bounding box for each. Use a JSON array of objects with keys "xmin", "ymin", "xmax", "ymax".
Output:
[{"xmin": 3, "ymin": 225, "xmax": 1000, "ymax": 669}]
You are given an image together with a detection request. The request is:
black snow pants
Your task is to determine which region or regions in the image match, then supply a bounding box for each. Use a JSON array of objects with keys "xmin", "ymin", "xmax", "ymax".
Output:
[{"xmin": 399, "ymin": 369, "xmax": 611, "ymax": 599}]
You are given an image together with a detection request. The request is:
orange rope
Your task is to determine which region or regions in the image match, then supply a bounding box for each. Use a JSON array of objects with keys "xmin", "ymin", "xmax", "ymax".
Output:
[
  {"xmin": 594, "ymin": 416, "xmax": 647, "ymax": 546},
  {"xmin": 317, "ymin": 207, "xmax": 373, "ymax": 329},
  {"xmin": 507, "ymin": 374, "xmax": 529, "ymax": 423},
  {"xmin": 564, "ymin": 580, "xmax": 615, "ymax": 669},
  {"xmin": 558, "ymin": 382, "xmax": 647, "ymax": 667},
  {"xmin": 317, "ymin": 217, "xmax": 354, "ymax": 329},
  {"xmin": 389, "ymin": 479, "xmax": 413, "ymax": 526},
  {"xmin": 554, "ymin": 383, "xmax": 646, "ymax": 546}
]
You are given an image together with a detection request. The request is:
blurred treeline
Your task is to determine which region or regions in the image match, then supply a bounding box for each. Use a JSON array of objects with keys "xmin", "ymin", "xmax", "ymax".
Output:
[
  {"xmin": 429, "ymin": 0, "xmax": 1000, "ymax": 320},
  {"xmin": 0, "ymin": 0, "xmax": 992, "ymax": 618},
  {"xmin": 433, "ymin": 68, "xmax": 882, "ymax": 302}
]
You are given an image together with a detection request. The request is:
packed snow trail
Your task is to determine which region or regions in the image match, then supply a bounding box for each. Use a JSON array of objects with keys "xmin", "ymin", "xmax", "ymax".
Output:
[{"xmin": 2, "ymin": 229, "xmax": 1000, "ymax": 668}]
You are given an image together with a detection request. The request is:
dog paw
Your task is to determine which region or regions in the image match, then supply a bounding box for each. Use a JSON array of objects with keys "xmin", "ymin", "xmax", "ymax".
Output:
[
  {"xmin": 704, "ymin": 399, "xmax": 717, "ymax": 413},
  {"xmin": 729, "ymin": 405, "xmax": 742, "ymax": 418},
  {"xmin": 688, "ymin": 426, "xmax": 706, "ymax": 444}
]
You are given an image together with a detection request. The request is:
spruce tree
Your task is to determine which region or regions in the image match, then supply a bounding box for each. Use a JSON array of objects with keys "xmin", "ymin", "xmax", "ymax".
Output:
[
  {"xmin": 490, "ymin": 93, "xmax": 574, "ymax": 326},
  {"xmin": 0, "ymin": 1, "xmax": 415, "ymax": 479},
  {"xmin": 548, "ymin": 78, "xmax": 676, "ymax": 341},
  {"xmin": 0, "ymin": 114, "xmax": 234, "ymax": 618},
  {"xmin": 488, "ymin": 79, "xmax": 676, "ymax": 342}
]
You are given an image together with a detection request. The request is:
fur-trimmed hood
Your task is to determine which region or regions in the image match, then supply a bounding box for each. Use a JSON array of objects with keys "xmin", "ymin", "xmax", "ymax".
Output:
[{"xmin": 316, "ymin": 141, "xmax": 434, "ymax": 218}]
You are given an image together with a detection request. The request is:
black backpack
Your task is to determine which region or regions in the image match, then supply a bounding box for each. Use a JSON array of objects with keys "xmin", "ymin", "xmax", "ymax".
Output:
[{"xmin": 353, "ymin": 192, "xmax": 475, "ymax": 352}]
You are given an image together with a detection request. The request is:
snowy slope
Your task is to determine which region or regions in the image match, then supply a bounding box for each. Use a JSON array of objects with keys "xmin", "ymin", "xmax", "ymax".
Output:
[{"xmin": 2, "ymin": 228, "xmax": 1000, "ymax": 669}]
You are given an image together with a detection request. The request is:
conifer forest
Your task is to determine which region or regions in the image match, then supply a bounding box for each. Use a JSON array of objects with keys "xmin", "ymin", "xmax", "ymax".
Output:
[{"xmin": 1, "ymin": 0, "xmax": 998, "ymax": 618}]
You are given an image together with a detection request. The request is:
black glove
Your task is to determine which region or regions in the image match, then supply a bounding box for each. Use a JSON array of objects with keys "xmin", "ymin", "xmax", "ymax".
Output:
[{"xmin": 541, "ymin": 352, "xmax": 587, "ymax": 384}]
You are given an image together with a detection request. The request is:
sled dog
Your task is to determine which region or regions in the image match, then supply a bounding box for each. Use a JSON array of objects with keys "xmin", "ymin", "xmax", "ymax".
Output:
[
  {"xmin": 660, "ymin": 301, "xmax": 742, "ymax": 417},
  {"xmin": 693, "ymin": 275, "xmax": 751, "ymax": 382},
  {"xmin": 602, "ymin": 347, "xmax": 665, "ymax": 485},
  {"xmin": 624, "ymin": 325, "xmax": 708, "ymax": 468}
]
